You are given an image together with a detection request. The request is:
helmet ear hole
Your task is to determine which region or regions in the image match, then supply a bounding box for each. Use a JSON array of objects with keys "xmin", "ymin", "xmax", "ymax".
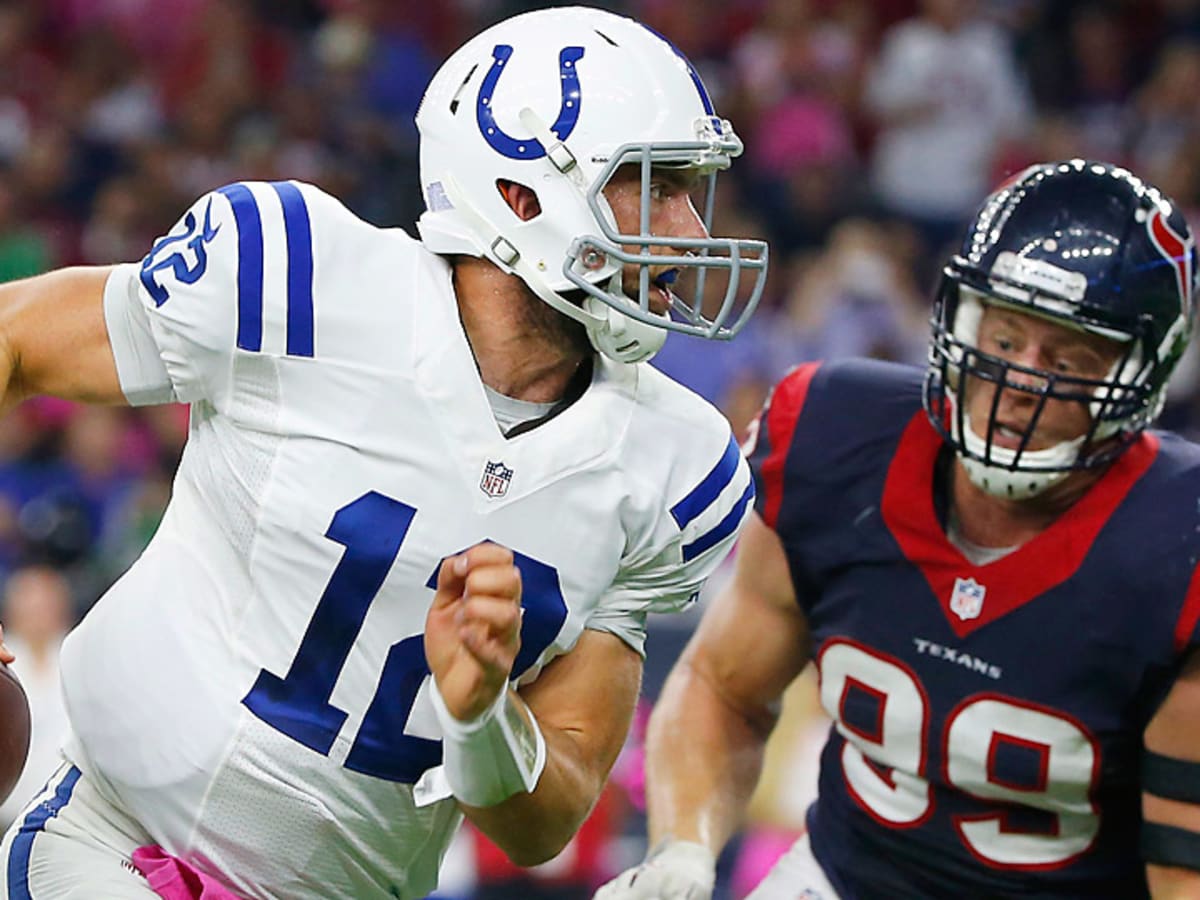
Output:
[{"xmin": 496, "ymin": 180, "xmax": 542, "ymax": 222}]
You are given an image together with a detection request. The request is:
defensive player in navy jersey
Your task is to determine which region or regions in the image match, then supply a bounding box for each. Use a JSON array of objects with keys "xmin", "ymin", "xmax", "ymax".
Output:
[
  {"xmin": 0, "ymin": 7, "xmax": 767, "ymax": 899},
  {"xmin": 597, "ymin": 160, "xmax": 1200, "ymax": 899}
]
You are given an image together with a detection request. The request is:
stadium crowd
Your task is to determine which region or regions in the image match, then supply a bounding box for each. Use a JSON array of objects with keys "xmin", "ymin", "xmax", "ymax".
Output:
[{"xmin": 0, "ymin": 0, "xmax": 1199, "ymax": 896}]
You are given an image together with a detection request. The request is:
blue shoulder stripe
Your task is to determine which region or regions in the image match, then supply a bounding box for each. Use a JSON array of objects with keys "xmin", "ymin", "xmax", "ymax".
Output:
[
  {"xmin": 682, "ymin": 479, "xmax": 755, "ymax": 562},
  {"xmin": 7, "ymin": 765, "xmax": 82, "ymax": 899},
  {"xmin": 270, "ymin": 181, "xmax": 315, "ymax": 358},
  {"xmin": 217, "ymin": 182, "xmax": 315, "ymax": 357},
  {"xmin": 218, "ymin": 183, "xmax": 265, "ymax": 352},
  {"xmin": 671, "ymin": 434, "xmax": 741, "ymax": 529}
]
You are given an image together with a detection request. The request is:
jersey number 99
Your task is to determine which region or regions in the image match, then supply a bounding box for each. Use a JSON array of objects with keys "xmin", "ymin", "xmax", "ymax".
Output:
[{"xmin": 818, "ymin": 638, "xmax": 1100, "ymax": 870}]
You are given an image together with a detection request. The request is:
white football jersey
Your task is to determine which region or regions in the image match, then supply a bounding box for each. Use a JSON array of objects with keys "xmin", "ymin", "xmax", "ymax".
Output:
[{"xmin": 60, "ymin": 181, "xmax": 753, "ymax": 899}]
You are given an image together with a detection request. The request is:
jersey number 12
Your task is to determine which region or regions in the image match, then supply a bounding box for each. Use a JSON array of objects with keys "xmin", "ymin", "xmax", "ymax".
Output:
[{"xmin": 242, "ymin": 491, "xmax": 567, "ymax": 783}]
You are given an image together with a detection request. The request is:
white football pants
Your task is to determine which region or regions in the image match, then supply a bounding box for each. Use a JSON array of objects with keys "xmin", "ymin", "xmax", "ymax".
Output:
[
  {"xmin": 0, "ymin": 759, "xmax": 158, "ymax": 899},
  {"xmin": 745, "ymin": 832, "xmax": 843, "ymax": 900}
]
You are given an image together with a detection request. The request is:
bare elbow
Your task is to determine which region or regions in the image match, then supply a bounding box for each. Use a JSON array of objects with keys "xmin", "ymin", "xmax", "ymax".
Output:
[
  {"xmin": 494, "ymin": 827, "xmax": 574, "ymax": 868},
  {"xmin": 480, "ymin": 794, "xmax": 593, "ymax": 867}
]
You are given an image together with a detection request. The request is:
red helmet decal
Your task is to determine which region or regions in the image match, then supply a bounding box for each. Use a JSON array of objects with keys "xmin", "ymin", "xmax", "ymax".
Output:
[{"xmin": 1148, "ymin": 207, "xmax": 1194, "ymax": 312}]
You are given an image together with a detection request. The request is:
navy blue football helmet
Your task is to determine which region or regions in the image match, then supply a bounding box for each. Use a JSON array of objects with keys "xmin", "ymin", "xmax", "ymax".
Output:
[{"xmin": 925, "ymin": 159, "xmax": 1197, "ymax": 498}]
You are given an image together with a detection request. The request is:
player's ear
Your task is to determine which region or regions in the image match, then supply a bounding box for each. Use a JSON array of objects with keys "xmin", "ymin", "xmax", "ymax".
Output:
[{"xmin": 496, "ymin": 180, "xmax": 541, "ymax": 221}]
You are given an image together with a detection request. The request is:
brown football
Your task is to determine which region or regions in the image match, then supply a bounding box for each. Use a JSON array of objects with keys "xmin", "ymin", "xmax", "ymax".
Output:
[{"xmin": 0, "ymin": 662, "xmax": 31, "ymax": 805}]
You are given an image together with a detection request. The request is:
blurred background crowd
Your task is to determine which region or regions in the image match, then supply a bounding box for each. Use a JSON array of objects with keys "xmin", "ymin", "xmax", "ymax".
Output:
[{"xmin": 0, "ymin": 0, "xmax": 1198, "ymax": 895}]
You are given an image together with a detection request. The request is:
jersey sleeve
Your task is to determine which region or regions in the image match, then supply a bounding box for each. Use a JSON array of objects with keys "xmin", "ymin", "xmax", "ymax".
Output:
[
  {"xmin": 104, "ymin": 181, "xmax": 322, "ymax": 408},
  {"xmin": 103, "ymin": 262, "xmax": 175, "ymax": 405},
  {"xmin": 746, "ymin": 362, "xmax": 821, "ymax": 530},
  {"xmin": 588, "ymin": 432, "xmax": 756, "ymax": 655}
]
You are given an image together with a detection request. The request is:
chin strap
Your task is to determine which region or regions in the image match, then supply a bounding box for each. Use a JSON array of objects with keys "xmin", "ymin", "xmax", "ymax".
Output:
[
  {"xmin": 947, "ymin": 387, "xmax": 1083, "ymax": 499},
  {"xmin": 957, "ymin": 419, "xmax": 1083, "ymax": 500},
  {"xmin": 580, "ymin": 288, "xmax": 667, "ymax": 363}
]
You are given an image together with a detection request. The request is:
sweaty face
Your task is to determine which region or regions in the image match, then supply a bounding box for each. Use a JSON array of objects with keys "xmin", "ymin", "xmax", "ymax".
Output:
[
  {"xmin": 964, "ymin": 304, "xmax": 1124, "ymax": 452},
  {"xmin": 600, "ymin": 165, "xmax": 709, "ymax": 315}
]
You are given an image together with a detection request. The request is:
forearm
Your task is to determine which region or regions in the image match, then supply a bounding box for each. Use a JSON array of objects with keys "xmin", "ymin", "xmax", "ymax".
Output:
[
  {"xmin": 0, "ymin": 266, "xmax": 121, "ymax": 410},
  {"xmin": 645, "ymin": 658, "xmax": 774, "ymax": 854},
  {"xmin": 0, "ymin": 278, "xmax": 26, "ymax": 415},
  {"xmin": 453, "ymin": 631, "xmax": 641, "ymax": 867},
  {"xmin": 1142, "ymin": 652, "xmax": 1200, "ymax": 896},
  {"xmin": 1147, "ymin": 864, "xmax": 1200, "ymax": 899},
  {"xmin": 461, "ymin": 696, "xmax": 609, "ymax": 866}
]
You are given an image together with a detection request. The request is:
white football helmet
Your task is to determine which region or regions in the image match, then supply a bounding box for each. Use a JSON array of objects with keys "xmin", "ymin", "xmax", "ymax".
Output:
[{"xmin": 415, "ymin": 6, "xmax": 768, "ymax": 363}]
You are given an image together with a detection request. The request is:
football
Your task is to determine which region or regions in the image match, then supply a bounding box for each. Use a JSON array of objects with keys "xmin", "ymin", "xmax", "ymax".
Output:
[{"xmin": 0, "ymin": 662, "xmax": 31, "ymax": 805}]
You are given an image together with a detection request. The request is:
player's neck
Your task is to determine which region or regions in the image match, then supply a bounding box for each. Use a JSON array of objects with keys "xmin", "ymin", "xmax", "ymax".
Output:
[
  {"xmin": 949, "ymin": 460, "xmax": 1105, "ymax": 549},
  {"xmin": 452, "ymin": 259, "xmax": 592, "ymax": 403}
]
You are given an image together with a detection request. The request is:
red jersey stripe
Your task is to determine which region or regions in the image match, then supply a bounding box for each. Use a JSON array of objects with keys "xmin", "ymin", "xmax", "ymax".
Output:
[{"xmin": 761, "ymin": 362, "xmax": 820, "ymax": 529}]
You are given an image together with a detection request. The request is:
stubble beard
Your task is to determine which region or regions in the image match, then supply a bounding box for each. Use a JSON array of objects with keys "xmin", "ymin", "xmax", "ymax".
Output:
[{"xmin": 521, "ymin": 290, "xmax": 593, "ymax": 360}]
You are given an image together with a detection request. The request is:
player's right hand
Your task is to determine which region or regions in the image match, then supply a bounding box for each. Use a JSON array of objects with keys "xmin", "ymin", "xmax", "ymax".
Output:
[
  {"xmin": 424, "ymin": 542, "xmax": 523, "ymax": 722},
  {"xmin": 594, "ymin": 840, "xmax": 716, "ymax": 900},
  {"xmin": 0, "ymin": 624, "xmax": 12, "ymax": 665}
]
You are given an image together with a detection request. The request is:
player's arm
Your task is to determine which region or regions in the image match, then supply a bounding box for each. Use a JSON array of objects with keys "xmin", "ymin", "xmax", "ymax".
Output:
[
  {"xmin": 469, "ymin": 626, "xmax": 640, "ymax": 865},
  {"xmin": 595, "ymin": 510, "xmax": 812, "ymax": 899},
  {"xmin": 648, "ymin": 510, "xmax": 810, "ymax": 850},
  {"xmin": 424, "ymin": 541, "xmax": 641, "ymax": 865},
  {"xmin": 1142, "ymin": 649, "xmax": 1200, "ymax": 898},
  {"xmin": 0, "ymin": 267, "xmax": 124, "ymax": 412}
]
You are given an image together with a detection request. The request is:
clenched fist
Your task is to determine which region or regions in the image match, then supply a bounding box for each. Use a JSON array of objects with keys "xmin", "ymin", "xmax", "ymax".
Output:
[{"xmin": 425, "ymin": 542, "xmax": 523, "ymax": 722}]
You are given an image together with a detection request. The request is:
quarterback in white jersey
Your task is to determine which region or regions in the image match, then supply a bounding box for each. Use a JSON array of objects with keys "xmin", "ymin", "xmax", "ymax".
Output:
[{"xmin": 0, "ymin": 7, "xmax": 767, "ymax": 900}]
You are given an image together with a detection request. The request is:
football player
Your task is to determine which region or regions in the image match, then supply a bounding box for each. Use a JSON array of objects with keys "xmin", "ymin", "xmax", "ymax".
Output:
[
  {"xmin": 0, "ymin": 7, "xmax": 767, "ymax": 899},
  {"xmin": 597, "ymin": 160, "xmax": 1200, "ymax": 899}
]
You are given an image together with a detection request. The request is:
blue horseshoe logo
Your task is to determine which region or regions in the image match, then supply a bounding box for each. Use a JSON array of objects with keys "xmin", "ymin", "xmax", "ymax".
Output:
[{"xmin": 477, "ymin": 44, "xmax": 584, "ymax": 160}]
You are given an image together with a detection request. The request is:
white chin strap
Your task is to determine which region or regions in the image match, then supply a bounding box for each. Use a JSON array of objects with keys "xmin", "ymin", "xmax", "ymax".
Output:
[
  {"xmin": 580, "ymin": 292, "xmax": 667, "ymax": 363},
  {"xmin": 520, "ymin": 267, "xmax": 667, "ymax": 363},
  {"xmin": 956, "ymin": 409, "xmax": 1084, "ymax": 500}
]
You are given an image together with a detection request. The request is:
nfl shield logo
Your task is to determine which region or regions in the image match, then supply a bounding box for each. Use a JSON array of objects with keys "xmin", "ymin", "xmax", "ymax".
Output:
[
  {"xmin": 480, "ymin": 460, "xmax": 514, "ymax": 498},
  {"xmin": 950, "ymin": 577, "xmax": 986, "ymax": 621}
]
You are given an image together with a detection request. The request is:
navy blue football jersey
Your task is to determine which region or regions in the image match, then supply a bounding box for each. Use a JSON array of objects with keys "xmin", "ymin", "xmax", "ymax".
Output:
[{"xmin": 747, "ymin": 358, "xmax": 1200, "ymax": 899}]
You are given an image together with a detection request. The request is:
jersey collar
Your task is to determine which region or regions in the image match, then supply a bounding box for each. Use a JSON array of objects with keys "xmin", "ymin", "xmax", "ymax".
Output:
[{"xmin": 882, "ymin": 412, "xmax": 1158, "ymax": 638}]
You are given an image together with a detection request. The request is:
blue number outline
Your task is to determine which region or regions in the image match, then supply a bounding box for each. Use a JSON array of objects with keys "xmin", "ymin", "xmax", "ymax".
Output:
[{"xmin": 139, "ymin": 198, "xmax": 221, "ymax": 307}]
